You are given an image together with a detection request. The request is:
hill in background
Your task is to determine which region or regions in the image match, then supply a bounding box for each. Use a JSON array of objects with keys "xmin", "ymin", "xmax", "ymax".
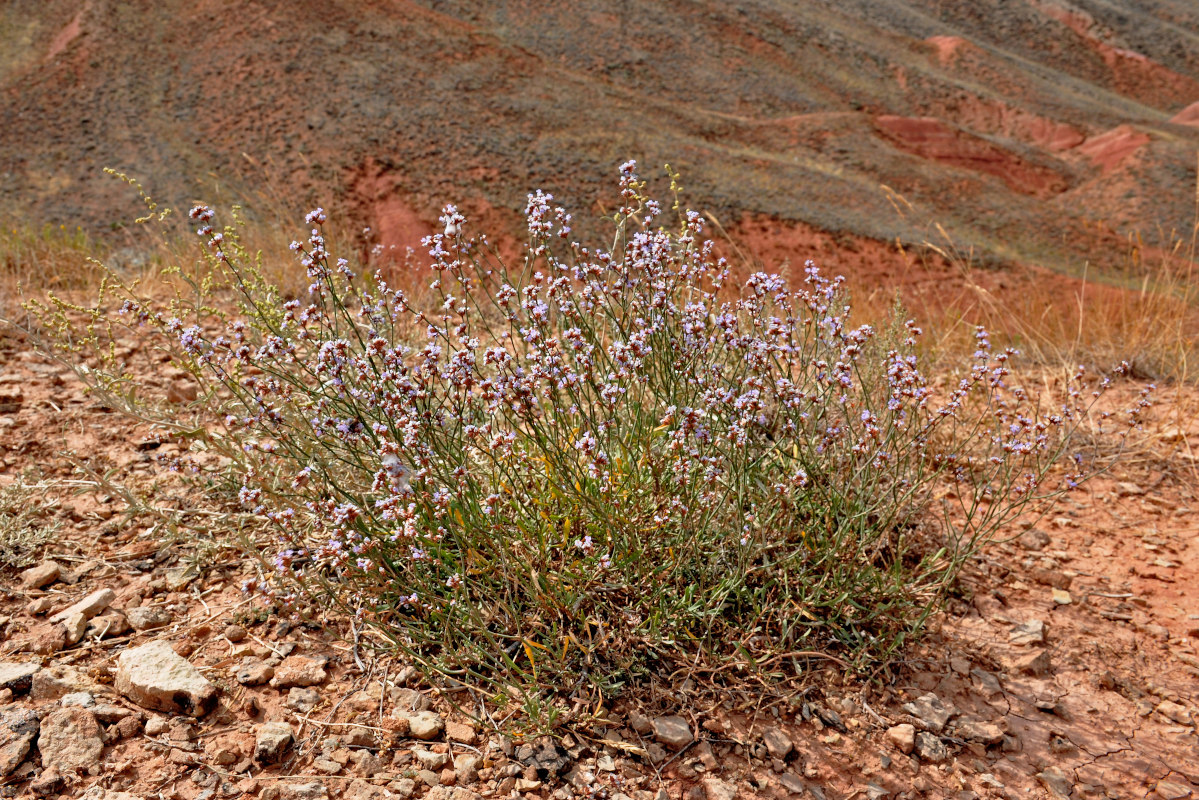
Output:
[{"xmin": 4, "ymin": 0, "xmax": 1199, "ymax": 276}]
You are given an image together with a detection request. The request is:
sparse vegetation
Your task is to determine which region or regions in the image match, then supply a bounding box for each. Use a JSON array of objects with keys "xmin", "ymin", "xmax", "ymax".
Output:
[
  {"xmin": 0, "ymin": 224, "xmax": 107, "ymax": 316},
  {"xmin": 25, "ymin": 164, "xmax": 1152, "ymax": 720},
  {"xmin": 0, "ymin": 478, "xmax": 59, "ymax": 568}
]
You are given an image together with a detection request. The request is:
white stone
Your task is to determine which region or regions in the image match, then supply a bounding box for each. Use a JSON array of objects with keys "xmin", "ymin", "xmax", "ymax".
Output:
[
  {"xmin": 61, "ymin": 692, "xmax": 96, "ymax": 708},
  {"xmin": 115, "ymin": 640, "xmax": 218, "ymax": 717},
  {"xmin": 49, "ymin": 589, "xmax": 115, "ymax": 625},
  {"xmin": 0, "ymin": 662, "xmax": 39, "ymax": 694},
  {"xmin": 401, "ymin": 710, "xmax": 445, "ymax": 740},
  {"xmin": 414, "ymin": 748, "xmax": 450, "ymax": 770}
]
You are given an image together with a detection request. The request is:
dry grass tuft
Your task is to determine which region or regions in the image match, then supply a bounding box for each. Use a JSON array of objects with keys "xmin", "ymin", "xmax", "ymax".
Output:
[
  {"xmin": 0, "ymin": 479, "xmax": 60, "ymax": 569},
  {"xmin": 878, "ymin": 198, "xmax": 1199, "ymax": 385},
  {"xmin": 929, "ymin": 235, "xmax": 1198, "ymax": 384}
]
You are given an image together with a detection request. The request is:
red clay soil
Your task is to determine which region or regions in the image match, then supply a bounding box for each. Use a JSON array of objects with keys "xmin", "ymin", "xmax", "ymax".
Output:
[
  {"xmin": 1029, "ymin": 0, "xmax": 1199, "ymax": 105},
  {"xmin": 872, "ymin": 117, "xmax": 1069, "ymax": 198},
  {"xmin": 4, "ymin": 3, "xmax": 1199, "ymax": 797},
  {"xmin": 1074, "ymin": 127, "xmax": 1153, "ymax": 176},
  {"xmin": 924, "ymin": 36, "xmax": 972, "ymax": 68},
  {"xmin": 918, "ymin": 93, "xmax": 1087, "ymax": 154},
  {"xmin": 1169, "ymin": 103, "xmax": 1199, "ymax": 128}
]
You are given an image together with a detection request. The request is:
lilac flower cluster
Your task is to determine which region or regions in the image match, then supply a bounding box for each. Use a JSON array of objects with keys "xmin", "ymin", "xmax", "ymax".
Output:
[{"xmin": 139, "ymin": 162, "xmax": 1147, "ymax": 684}]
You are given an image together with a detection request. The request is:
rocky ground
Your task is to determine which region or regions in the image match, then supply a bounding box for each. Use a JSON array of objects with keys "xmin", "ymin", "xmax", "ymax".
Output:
[{"xmin": 2, "ymin": 333, "xmax": 1199, "ymax": 800}]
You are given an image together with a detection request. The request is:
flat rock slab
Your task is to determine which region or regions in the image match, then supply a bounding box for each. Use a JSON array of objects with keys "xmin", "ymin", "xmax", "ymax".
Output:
[
  {"xmin": 956, "ymin": 720, "xmax": 1005, "ymax": 745},
  {"xmin": 652, "ymin": 715, "xmax": 694, "ymax": 750},
  {"xmin": 116, "ymin": 640, "xmax": 218, "ymax": 717},
  {"xmin": 269, "ymin": 655, "xmax": 328, "ymax": 688},
  {"xmin": 0, "ymin": 708, "xmax": 41, "ymax": 777},
  {"xmin": 39, "ymin": 707, "xmax": 104, "ymax": 773},
  {"xmin": 49, "ymin": 588, "xmax": 115, "ymax": 625},
  {"xmin": 19, "ymin": 561, "xmax": 60, "ymax": 589},
  {"xmin": 31, "ymin": 665, "xmax": 101, "ymax": 702},
  {"xmin": 0, "ymin": 662, "xmax": 40, "ymax": 695},
  {"xmin": 1156, "ymin": 701, "xmax": 1193, "ymax": 725},
  {"xmin": 1155, "ymin": 782, "xmax": 1194, "ymax": 800},
  {"xmin": 1009, "ymin": 619, "xmax": 1047, "ymax": 645}
]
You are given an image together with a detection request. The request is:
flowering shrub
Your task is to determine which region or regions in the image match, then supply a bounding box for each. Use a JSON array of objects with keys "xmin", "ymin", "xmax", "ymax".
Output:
[{"xmin": 34, "ymin": 163, "xmax": 1150, "ymax": 702}]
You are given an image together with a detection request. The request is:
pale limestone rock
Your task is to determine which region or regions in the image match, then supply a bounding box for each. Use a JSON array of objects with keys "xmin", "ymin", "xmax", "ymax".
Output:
[
  {"xmin": 115, "ymin": 640, "xmax": 217, "ymax": 717},
  {"xmin": 394, "ymin": 709, "xmax": 444, "ymax": 740},
  {"xmin": 39, "ymin": 707, "xmax": 104, "ymax": 773},
  {"xmin": 0, "ymin": 662, "xmax": 39, "ymax": 695},
  {"xmin": 49, "ymin": 589, "xmax": 114, "ymax": 625},
  {"xmin": 254, "ymin": 721, "xmax": 294, "ymax": 764},
  {"xmin": 886, "ymin": 723, "xmax": 915, "ymax": 754}
]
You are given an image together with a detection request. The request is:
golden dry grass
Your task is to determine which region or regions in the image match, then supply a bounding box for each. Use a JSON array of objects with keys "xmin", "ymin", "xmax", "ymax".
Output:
[{"xmin": 905, "ymin": 224, "xmax": 1199, "ymax": 383}]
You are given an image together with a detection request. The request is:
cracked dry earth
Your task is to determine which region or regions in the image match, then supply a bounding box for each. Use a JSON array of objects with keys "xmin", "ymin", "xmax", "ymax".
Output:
[{"xmin": 1, "ymin": 331, "xmax": 1198, "ymax": 800}]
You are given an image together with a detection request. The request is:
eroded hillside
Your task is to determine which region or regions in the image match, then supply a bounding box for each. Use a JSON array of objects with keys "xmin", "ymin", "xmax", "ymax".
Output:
[{"xmin": 3, "ymin": 0, "xmax": 1199, "ymax": 272}]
